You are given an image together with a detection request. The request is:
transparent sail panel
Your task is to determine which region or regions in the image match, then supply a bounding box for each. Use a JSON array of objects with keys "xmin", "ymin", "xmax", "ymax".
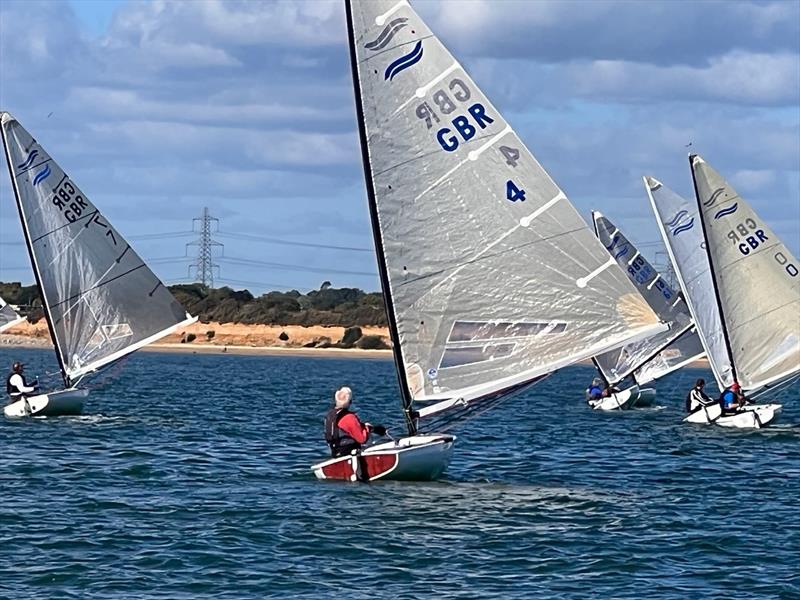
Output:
[
  {"xmin": 592, "ymin": 212, "xmax": 694, "ymax": 383},
  {"xmin": 0, "ymin": 296, "xmax": 25, "ymax": 333},
  {"xmin": 347, "ymin": 0, "xmax": 663, "ymax": 420},
  {"xmin": 1, "ymin": 112, "xmax": 195, "ymax": 382},
  {"xmin": 692, "ymin": 155, "xmax": 800, "ymax": 392},
  {"xmin": 646, "ymin": 175, "xmax": 734, "ymax": 391},
  {"xmin": 634, "ymin": 327, "xmax": 706, "ymax": 385}
]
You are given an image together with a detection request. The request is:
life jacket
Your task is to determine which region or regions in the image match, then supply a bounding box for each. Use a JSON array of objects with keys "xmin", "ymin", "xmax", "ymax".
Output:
[
  {"xmin": 6, "ymin": 372, "xmax": 23, "ymax": 397},
  {"xmin": 324, "ymin": 407, "xmax": 360, "ymax": 457},
  {"xmin": 720, "ymin": 389, "xmax": 737, "ymax": 410},
  {"xmin": 586, "ymin": 385, "xmax": 603, "ymax": 400}
]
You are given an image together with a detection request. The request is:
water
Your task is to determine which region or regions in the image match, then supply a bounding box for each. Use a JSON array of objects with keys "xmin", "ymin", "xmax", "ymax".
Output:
[{"xmin": 1, "ymin": 347, "xmax": 798, "ymax": 599}]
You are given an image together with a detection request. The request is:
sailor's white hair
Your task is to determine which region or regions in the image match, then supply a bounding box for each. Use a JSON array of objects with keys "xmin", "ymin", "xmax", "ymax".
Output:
[{"xmin": 334, "ymin": 386, "xmax": 353, "ymax": 408}]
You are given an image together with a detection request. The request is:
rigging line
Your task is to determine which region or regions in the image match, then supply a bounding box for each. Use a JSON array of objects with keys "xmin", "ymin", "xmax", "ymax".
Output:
[
  {"xmin": 214, "ymin": 232, "xmax": 371, "ymax": 252},
  {"xmin": 217, "ymin": 256, "xmax": 377, "ymax": 277}
]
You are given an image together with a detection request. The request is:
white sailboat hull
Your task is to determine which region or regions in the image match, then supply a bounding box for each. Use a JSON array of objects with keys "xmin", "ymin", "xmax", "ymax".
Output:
[
  {"xmin": 4, "ymin": 388, "xmax": 88, "ymax": 418},
  {"xmin": 588, "ymin": 385, "xmax": 656, "ymax": 411},
  {"xmin": 683, "ymin": 402, "xmax": 782, "ymax": 429},
  {"xmin": 311, "ymin": 434, "xmax": 456, "ymax": 482}
]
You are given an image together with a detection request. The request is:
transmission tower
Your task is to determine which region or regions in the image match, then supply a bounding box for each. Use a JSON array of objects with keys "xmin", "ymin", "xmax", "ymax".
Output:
[{"xmin": 186, "ymin": 207, "xmax": 223, "ymax": 287}]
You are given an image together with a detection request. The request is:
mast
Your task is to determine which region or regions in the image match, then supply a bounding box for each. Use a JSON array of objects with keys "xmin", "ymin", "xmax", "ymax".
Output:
[
  {"xmin": 0, "ymin": 119, "xmax": 70, "ymax": 387},
  {"xmin": 689, "ymin": 154, "xmax": 737, "ymax": 383},
  {"xmin": 344, "ymin": 0, "xmax": 416, "ymax": 434}
]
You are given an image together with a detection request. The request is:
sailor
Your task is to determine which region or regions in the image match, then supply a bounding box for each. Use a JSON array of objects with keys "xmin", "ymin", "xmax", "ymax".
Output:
[
  {"xmin": 6, "ymin": 362, "xmax": 37, "ymax": 404},
  {"xmin": 324, "ymin": 386, "xmax": 386, "ymax": 458},
  {"xmin": 686, "ymin": 378, "xmax": 713, "ymax": 412},
  {"xmin": 719, "ymin": 381, "xmax": 745, "ymax": 414},
  {"xmin": 586, "ymin": 378, "xmax": 604, "ymax": 401}
]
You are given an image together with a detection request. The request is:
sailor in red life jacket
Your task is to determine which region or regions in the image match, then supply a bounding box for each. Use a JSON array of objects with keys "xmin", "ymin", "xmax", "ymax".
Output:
[{"xmin": 324, "ymin": 386, "xmax": 386, "ymax": 457}]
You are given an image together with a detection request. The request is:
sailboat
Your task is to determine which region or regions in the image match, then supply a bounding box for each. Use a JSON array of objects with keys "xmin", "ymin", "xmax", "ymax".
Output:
[
  {"xmin": 647, "ymin": 156, "xmax": 798, "ymax": 428},
  {"xmin": 0, "ymin": 296, "xmax": 26, "ymax": 333},
  {"xmin": 311, "ymin": 0, "xmax": 665, "ymax": 481},
  {"xmin": 1, "ymin": 112, "xmax": 197, "ymax": 417},
  {"xmin": 588, "ymin": 212, "xmax": 706, "ymax": 410}
]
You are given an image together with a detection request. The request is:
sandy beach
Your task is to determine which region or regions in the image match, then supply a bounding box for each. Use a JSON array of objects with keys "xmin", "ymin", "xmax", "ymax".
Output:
[{"xmin": 0, "ymin": 321, "xmax": 393, "ymax": 359}]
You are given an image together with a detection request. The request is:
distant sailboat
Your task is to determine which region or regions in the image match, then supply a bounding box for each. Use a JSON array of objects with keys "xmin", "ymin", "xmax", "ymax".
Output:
[
  {"xmin": 0, "ymin": 296, "xmax": 25, "ymax": 333},
  {"xmin": 589, "ymin": 211, "xmax": 706, "ymax": 410},
  {"xmin": 312, "ymin": 0, "xmax": 665, "ymax": 481},
  {"xmin": 647, "ymin": 156, "xmax": 798, "ymax": 428},
  {"xmin": 1, "ymin": 112, "xmax": 197, "ymax": 417}
]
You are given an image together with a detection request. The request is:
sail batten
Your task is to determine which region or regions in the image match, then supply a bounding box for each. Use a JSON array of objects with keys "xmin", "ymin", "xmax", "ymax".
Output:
[{"xmin": 1, "ymin": 111, "xmax": 196, "ymax": 386}]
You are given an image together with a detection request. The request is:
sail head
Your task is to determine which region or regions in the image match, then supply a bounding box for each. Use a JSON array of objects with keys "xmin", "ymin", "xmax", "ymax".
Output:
[
  {"xmin": 1, "ymin": 112, "xmax": 196, "ymax": 384},
  {"xmin": 346, "ymin": 0, "xmax": 664, "ymax": 428}
]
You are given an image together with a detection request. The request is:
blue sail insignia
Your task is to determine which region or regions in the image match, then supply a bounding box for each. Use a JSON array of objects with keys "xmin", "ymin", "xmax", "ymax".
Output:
[
  {"xmin": 384, "ymin": 40, "xmax": 423, "ymax": 81},
  {"xmin": 665, "ymin": 210, "xmax": 688, "ymax": 227},
  {"xmin": 713, "ymin": 203, "xmax": 738, "ymax": 220},
  {"xmin": 365, "ymin": 17, "xmax": 408, "ymax": 51},
  {"xmin": 671, "ymin": 218, "xmax": 695, "ymax": 236},
  {"xmin": 17, "ymin": 149, "xmax": 38, "ymax": 170},
  {"xmin": 32, "ymin": 164, "xmax": 51, "ymax": 186},
  {"xmin": 703, "ymin": 187, "xmax": 726, "ymax": 207}
]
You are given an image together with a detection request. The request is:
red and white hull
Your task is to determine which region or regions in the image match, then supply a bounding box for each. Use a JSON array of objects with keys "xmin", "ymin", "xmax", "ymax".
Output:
[{"xmin": 311, "ymin": 434, "xmax": 456, "ymax": 482}]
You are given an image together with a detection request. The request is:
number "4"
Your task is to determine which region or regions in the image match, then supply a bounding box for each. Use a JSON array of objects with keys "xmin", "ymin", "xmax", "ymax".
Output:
[{"xmin": 506, "ymin": 180, "xmax": 526, "ymax": 202}]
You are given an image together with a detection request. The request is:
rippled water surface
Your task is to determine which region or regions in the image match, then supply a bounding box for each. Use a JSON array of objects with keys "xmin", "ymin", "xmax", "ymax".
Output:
[{"xmin": 1, "ymin": 347, "xmax": 799, "ymax": 599}]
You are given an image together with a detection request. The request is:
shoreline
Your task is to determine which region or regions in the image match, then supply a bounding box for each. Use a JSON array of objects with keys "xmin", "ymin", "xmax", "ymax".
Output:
[{"xmin": 0, "ymin": 332, "xmax": 710, "ymax": 368}]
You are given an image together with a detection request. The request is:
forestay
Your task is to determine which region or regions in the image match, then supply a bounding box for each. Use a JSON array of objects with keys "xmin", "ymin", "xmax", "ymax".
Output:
[
  {"xmin": 591, "ymin": 212, "xmax": 703, "ymax": 385},
  {"xmin": 646, "ymin": 175, "xmax": 734, "ymax": 391},
  {"xmin": 1, "ymin": 112, "xmax": 196, "ymax": 386},
  {"xmin": 0, "ymin": 296, "xmax": 25, "ymax": 333},
  {"xmin": 691, "ymin": 155, "xmax": 800, "ymax": 393},
  {"xmin": 346, "ymin": 0, "xmax": 664, "ymax": 428}
]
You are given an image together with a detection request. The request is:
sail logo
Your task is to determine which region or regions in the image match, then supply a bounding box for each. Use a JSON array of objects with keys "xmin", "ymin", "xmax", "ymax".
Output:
[
  {"xmin": 365, "ymin": 17, "xmax": 408, "ymax": 51},
  {"xmin": 385, "ymin": 40, "xmax": 423, "ymax": 81},
  {"xmin": 32, "ymin": 164, "xmax": 51, "ymax": 186},
  {"xmin": 703, "ymin": 187, "xmax": 726, "ymax": 208},
  {"xmin": 16, "ymin": 149, "xmax": 39, "ymax": 170},
  {"xmin": 713, "ymin": 203, "xmax": 738, "ymax": 220},
  {"xmin": 605, "ymin": 235, "xmax": 629, "ymax": 260},
  {"xmin": 666, "ymin": 210, "xmax": 694, "ymax": 236}
]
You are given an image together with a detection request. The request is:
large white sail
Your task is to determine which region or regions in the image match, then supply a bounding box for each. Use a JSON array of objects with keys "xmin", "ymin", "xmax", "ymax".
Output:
[
  {"xmin": 0, "ymin": 296, "xmax": 25, "ymax": 333},
  {"xmin": 646, "ymin": 175, "xmax": 734, "ymax": 391},
  {"xmin": 1, "ymin": 112, "xmax": 196, "ymax": 386},
  {"xmin": 346, "ymin": 0, "xmax": 664, "ymax": 430},
  {"xmin": 691, "ymin": 155, "xmax": 800, "ymax": 393},
  {"xmin": 591, "ymin": 212, "xmax": 704, "ymax": 384}
]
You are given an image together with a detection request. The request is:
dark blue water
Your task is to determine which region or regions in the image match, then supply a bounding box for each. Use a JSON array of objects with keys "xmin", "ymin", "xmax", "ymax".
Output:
[{"xmin": 1, "ymin": 347, "xmax": 798, "ymax": 599}]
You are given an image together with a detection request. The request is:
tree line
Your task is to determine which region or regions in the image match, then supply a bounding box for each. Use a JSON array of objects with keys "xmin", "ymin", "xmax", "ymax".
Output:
[{"xmin": 0, "ymin": 281, "xmax": 388, "ymax": 327}]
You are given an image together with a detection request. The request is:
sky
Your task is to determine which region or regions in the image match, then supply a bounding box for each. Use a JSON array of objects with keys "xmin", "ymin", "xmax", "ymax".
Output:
[{"xmin": 0, "ymin": 0, "xmax": 798, "ymax": 295}]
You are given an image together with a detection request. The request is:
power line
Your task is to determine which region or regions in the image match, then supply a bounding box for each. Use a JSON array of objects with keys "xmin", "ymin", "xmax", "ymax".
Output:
[
  {"xmin": 185, "ymin": 207, "xmax": 223, "ymax": 287},
  {"xmin": 217, "ymin": 256, "xmax": 376, "ymax": 277},
  {"xmin": 215, "ymin": 231, "xmax": 372, "ymax": 252}
]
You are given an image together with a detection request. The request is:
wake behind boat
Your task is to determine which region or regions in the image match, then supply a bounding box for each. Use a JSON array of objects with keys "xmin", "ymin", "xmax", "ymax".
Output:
[
  {"xmin": 648, "ymin": 156, "xmax": 800, "ymax": 428},
  {"xmin": 1, "ymin": 112, "xmax": 197, "ymax": 418},
  {"xmin": 312, "ymin": 0, "xmax": 665, "ymax": 481}
]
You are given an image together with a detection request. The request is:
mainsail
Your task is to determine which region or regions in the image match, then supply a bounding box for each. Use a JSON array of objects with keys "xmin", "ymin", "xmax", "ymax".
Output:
[
  {"xmin": 0, "ymin": 296, "xmax": 25, "ymax": 333},
  {"xmin": 346, "ymin": 0, "xmax": 664, "ymax": 432},
  {"xmin": 591, "ymin": 212, "xmax": 705, "ymax": 385},
  {"xmin": 646, "ymin": 175, "xmax": 735, "ymax": 391},
  {"xmin": 691, "ymin": 154, "xmax": 800, "ymax": 393},
  {"xmin": 1, "ymin": 112, "xmax": 196, "ymax": 386}
]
